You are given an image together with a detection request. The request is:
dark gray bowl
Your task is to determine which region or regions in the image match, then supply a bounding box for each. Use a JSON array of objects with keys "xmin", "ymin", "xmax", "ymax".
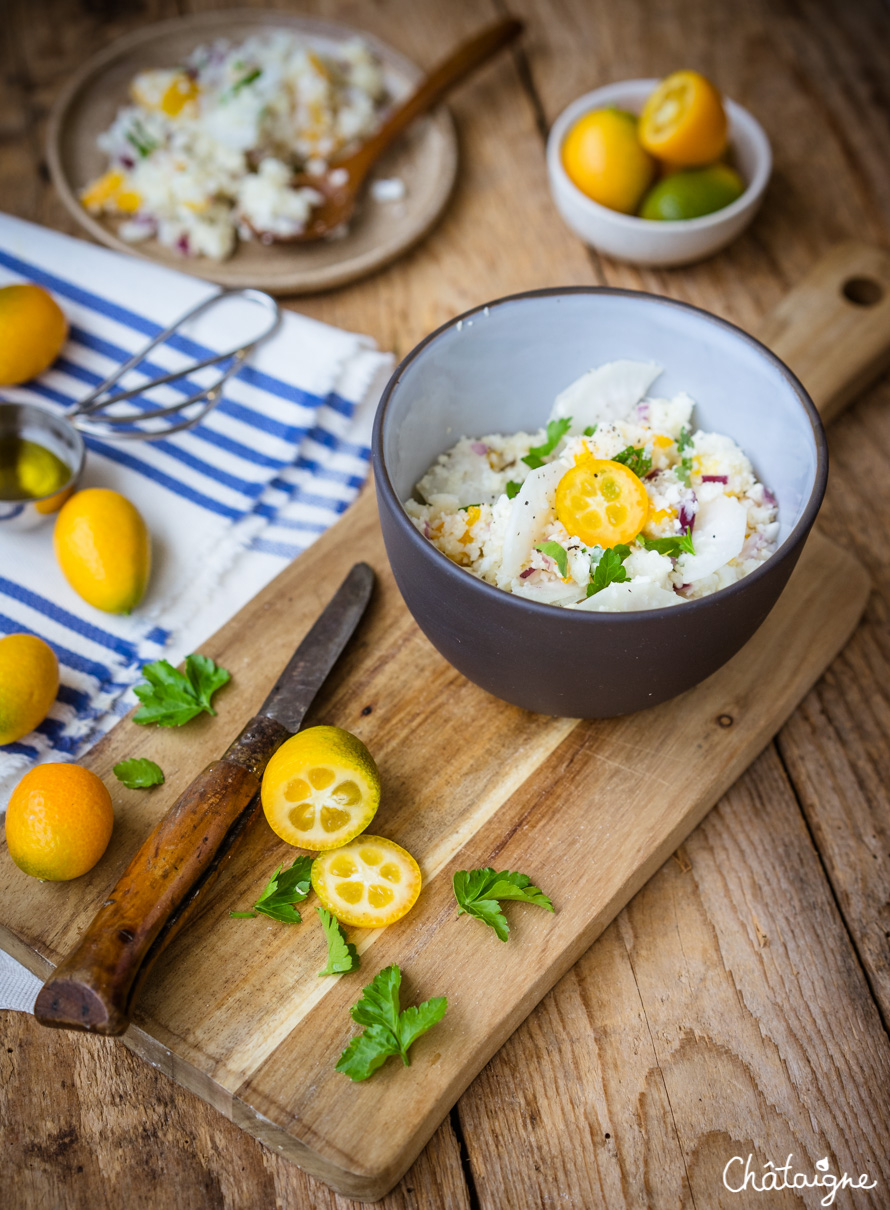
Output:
[{"xmin": 372, "ymin": 289, "xmax": 828, "ymax": 717}]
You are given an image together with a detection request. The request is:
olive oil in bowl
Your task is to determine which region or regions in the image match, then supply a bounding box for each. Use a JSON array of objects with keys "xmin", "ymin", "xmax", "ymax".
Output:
[{"xmin": 0, "ymin": 434, "xmax": 72, "ymax": 501}]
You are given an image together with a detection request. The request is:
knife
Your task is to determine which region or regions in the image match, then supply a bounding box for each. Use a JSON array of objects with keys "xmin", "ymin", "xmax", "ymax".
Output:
[{"xmin": 34, "ymin": 562, "xmax": 375, "ymax": 1037}]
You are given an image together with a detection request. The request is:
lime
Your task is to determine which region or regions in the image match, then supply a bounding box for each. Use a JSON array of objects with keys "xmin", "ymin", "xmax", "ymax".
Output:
[
  {"xmin": 261, "ymin": 725, "xmax": 380, "ymax": 851},
  {"xmin": 639, "ymin": 164, "xmax": 745, "ymax": 221}
]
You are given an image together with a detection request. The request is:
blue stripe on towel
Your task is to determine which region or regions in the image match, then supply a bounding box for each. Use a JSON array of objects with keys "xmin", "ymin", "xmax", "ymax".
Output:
[
  {"xmin": 0, "ymin": 613, "xmax": 113, "ymax": 682},
  {"xmin": 0, "ymin": 248, "xmax": 330, "ymax": 413},
  {"xmin": 0, "ymin": 576, "xmax": 140, "ymax": 660},
  {"xmin": 0, "ymin": 239, "xmax": 374, "ymax": 783}
]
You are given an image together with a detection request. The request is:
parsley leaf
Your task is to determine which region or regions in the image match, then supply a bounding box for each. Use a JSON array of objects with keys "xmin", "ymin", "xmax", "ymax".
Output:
[
  {"xmin": 112, "ymin": 757, "xmax": 165, "ymax": 789},
  {"xmin": 453, "ymin": 867, "xmax": 554, "ymax": 942},
  {"xmin": 336, "ymin": 965, "xmax": 447, "ymax": 1081},
  {"xmin": 612, "ymin": 445, "xmax": 652, "ymax": 478},
  {"xmin": 317, "ymin": 907, "xmax": 360, "ymax": 976},
  {"xmin": 587, "ymin": 543, "xmax": 632, "ymax": 596},
  {"xmin": 505, "ymin": 480, "xmax": 522, "ymax": 499},
  {"xmin": 534, "ymin": 540, "xmax": 568, "ymax": 577},
  {"xmin": 676, "ymin": 427, "xmax": 694, "ymax": 485},
  {"xmin": 583, "ymin": 424, "xmax": 597, "ymax": 437},
  {"xmin": 459, "ymin": 503, "xmax": 481, "ymax": 511},
  {"xmin": 230, "ymin": 856, "xmax": 314, "ymax": 923},
  {"xmin": 231, "ymin": 66, "xmax": 262, "ymax": 94},
  {"xmin": 133, "ymin": 653, "xmax": 231, "ymax": 727},
  {"xmin": 640, "ymin": 531, "xmax": 696, "ymax": 557},
  {"xmin": 125, "ymin": 119, "xmax": 158, "ymax": 158},
  {"xmin": 522, "ymin": 417, "xmax": 572, "ymax": 469}
]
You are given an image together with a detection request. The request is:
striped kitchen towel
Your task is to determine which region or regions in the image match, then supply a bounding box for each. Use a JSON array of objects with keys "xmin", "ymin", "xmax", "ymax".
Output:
[{"xmin": 0, "ymin": 212, "xmax": 393, "ymax": 807}]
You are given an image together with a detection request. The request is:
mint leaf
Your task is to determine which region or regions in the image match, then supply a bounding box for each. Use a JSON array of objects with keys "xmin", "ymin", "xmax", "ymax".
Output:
[
  {"xmin": 612, "ymin": 445, "xmax": 652, "ymax": 478},
  {"xmin": 336, "ymin": 965, "xmax": 447, "ymax": 1080},
  {"xmin": 676, "ymin": 427, "xmax": 694, "ymax": 485},
  {"xmin": 505, "ymin": 480, "xmax": 522, "ymax": 500},
  {"xmin": 534, "ymin": 540, "xmax": 568, "ymax": 578},
  {"xmin": 229, "ymin": 911, "xmax": 257, "ymax": 918},
  {"xmin": 317, "ymin": 907, "xmax": 360, "ymax": 976},
  {"xmin": 587, "ymin": 543, "xmax": 632, "ymax": 596},
  {"xmin": 112, "ymin": 757, "xmax": 164, "ymax": 789},
  {"xmin": 522, "ymin": 417, "xmax": 572, "ymax": 469},
  {"xmin": 583, "ymin": 424, "xmax": 597, "ymax": 437},
  {"xmin": 133, "ymin": 653, "xmax": 231, "ymax": 727},
  {"xmin": 640, "ymin": 531, "xmax": 696, "ymax": 557},
  {"xmin": 232, "ymin": 857, "xmax": 313, "ymax": 924},
  {"xmin": 453, "ymin": 868, "xmax": 554, "ymax": 942}
]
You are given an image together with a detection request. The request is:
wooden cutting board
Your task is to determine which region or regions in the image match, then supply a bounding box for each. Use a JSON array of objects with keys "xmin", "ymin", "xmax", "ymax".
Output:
[{"xmin": 2, "ymin": 242, "xmax": 889, "ymax": 1202}]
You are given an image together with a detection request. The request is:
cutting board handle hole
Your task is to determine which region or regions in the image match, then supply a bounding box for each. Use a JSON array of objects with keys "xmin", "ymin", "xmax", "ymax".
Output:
[{"xmin": 841, "ymin": 276, "xmax": 884, "ymax": 307}]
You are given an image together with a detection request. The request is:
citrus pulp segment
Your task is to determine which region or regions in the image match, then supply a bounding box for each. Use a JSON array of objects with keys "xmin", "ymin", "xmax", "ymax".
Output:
[
  {"xmin": 555, "ymin": 458, "xmax": 649, "ymax": 547},
  {"xmin": 261, "ymin": 725, "xmax": 380, "ymax": 851},
  {"xmin": 311, "ymin": 835, "xmax": 422, "ymax": 927}
]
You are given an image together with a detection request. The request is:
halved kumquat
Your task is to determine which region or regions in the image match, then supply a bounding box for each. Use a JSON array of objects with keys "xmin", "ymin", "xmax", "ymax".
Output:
[
  {"xmin": 261, "ymin": 725, "xmax": 380, "ymax": 851},
  {"xmin": 639, "ymin": 70, "xmax": 728, "ymax": 167},
  {"xmin": 555, "ymin": 458, "xmax": 649, "ymax": 548},
  {"xmin": 312, "ymin": 836, "xmax": 421, "ymax": 928}
]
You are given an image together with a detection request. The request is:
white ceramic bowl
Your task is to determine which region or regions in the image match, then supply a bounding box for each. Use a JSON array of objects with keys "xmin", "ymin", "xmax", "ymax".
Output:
[{"xmin": 546, "ymin": 79, "xmax": 772, "ymax": 267}]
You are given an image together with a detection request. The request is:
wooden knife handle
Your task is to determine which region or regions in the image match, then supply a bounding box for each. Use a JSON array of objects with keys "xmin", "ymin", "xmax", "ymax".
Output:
[
  {"xmin": 754, "ymin": 241, "xmax": 890, "ymax": 422},
  {"xmin": 34, "ymin": 714, "xmax": 289, "ymax": 1036}
]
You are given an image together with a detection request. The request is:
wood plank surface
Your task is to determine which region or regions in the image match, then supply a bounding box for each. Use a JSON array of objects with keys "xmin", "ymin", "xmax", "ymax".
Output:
[
  {"xmin": 0, "ymin": 489, "xmax": 870, "ymax": 1196},
  {"xmin": 3, "ymin": 0, "xmax": 890, "ymax": 1207},
  {"xmin": 459, "ymin": 747, "xmax": 890, "ymax": 1209}
]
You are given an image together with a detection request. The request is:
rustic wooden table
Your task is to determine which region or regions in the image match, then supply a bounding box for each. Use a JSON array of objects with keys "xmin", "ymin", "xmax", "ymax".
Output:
[{"xmin": 4, "ymin": 0, "xmax": 890, "ymax": 1206}]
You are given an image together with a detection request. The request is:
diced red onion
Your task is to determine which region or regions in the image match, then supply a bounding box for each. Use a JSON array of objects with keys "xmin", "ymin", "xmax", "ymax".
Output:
[
  {"xmin": 678, "ymin": 492, "xmax": 697, "ymax": 533},
  {"xmin": 120, "ymin": 155, "xmax": 135, "ymax": 170},
  {"xmin": 519, "ymin": 568, "xmax": 535, "ymax": 579},
  {"xmin": 471, "ymin": 442, "xmax": 489, "ymax": 456},
  {"xmin": 702, "ymin": 474, "xmax": 728, "ymax": 484},
  {"xmin": 423, "ymin": 522, "xmax": 431, "ymax": 539},
  {"xmin": 645, "ymin": 469, "xmax": 660, "ymax": 481},
  {"xmin": 176, "ymin": 233, "xmax": 191, "ymax": 255},
  {"xmin": 763, "ymin": 486, "xmax": 778, "ymax": 507}
]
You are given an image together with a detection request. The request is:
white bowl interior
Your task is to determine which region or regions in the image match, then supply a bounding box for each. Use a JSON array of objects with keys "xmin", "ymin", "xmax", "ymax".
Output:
[{"xmin": 382, "ymin": 293, "xmax": 819, "ymax": 552}]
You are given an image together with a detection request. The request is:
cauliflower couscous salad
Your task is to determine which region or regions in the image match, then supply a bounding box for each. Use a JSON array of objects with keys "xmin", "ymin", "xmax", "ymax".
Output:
[
  {"xmin": 405, "ymin": 360, "xmax": 779, "ymax": 612},
  {"xmin": 80, "ymin": 31, "xmax": 389, "ymax": 259}
]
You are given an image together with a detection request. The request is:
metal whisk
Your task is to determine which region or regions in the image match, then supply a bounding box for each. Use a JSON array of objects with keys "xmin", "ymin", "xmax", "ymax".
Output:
[{"xmin": 66, "ymin": 287, "xmax": 283, "ymax": 441}]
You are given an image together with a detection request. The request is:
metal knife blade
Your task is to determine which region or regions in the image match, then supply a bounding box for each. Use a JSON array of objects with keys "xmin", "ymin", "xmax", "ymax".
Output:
[{"xmin": 259, "ymin": 561, "xmax": 375, "ymax": 734}]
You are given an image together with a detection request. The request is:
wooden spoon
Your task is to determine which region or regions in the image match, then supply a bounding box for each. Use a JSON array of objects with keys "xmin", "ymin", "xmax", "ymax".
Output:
[{"xmin": 266, "ymin": 16, "xmax": 524, "ymax": 243}]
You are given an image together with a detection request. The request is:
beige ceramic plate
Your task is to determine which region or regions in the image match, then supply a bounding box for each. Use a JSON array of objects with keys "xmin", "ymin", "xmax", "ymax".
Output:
[{"xmin": 46, "ymin": 9, "xmax": 458, "ymax": 295}]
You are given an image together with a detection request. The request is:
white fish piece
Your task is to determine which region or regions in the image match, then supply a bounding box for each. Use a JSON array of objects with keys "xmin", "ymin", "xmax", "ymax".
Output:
[
  {"xmin": 512, "ymin": 580, "xmax": 588, "ymax": 606},
  {"xmin": 679, "ymin": 495, "xmax": 747, "ymax": 582},
  {"xmin": 549, "ymin": 360, "xmax": 663, "ymax": 433},
  {"xmin": 570, "ymin": 580, "xmax": 682, "ymax": 612},
  {"xmin": 497, "ymin": 460, "xmax": 567, "ymax": 588}
]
